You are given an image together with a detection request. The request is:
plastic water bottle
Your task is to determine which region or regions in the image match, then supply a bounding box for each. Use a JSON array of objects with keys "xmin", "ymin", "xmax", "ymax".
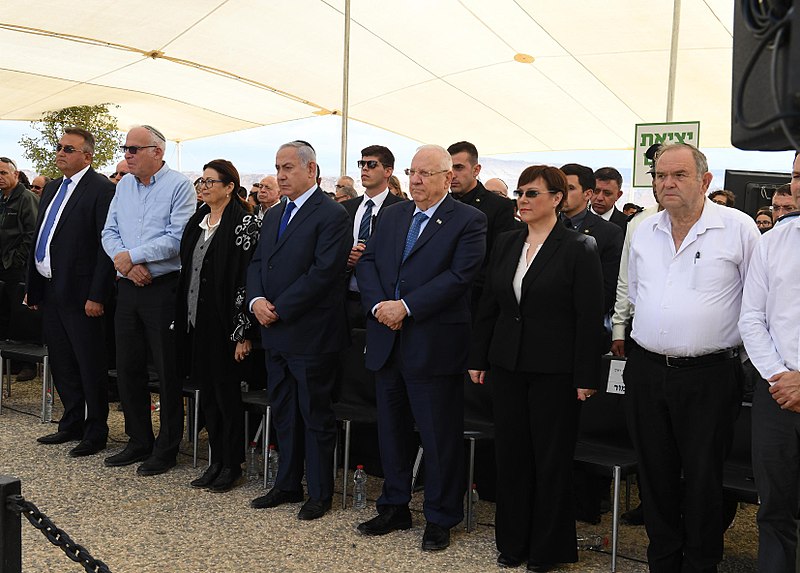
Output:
[
  {"xmin": 464, "ymin": 483, "xmax": 479, "ymax": 530},
  {"xmin": 246, "ymin": 442, "xmax": 260, "ymax": 481},
  {"xmin": 266, "ymin": 445, "xmax": 279, "ymax": 489},
  {"xmin": 577, "ymin": 534, "xmax": 606, "ymax": 550},
  {"xmin": 353, "ymin": 465, "xmax": 367, "ymax": 509}
]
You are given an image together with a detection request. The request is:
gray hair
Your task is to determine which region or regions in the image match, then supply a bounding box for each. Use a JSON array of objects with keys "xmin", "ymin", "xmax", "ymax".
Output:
[
  {"xmin": 133, "ymin": 124, "xmax": 167, "ymax": 152},
  {"xmin": 338, "ymin": 186, "xmax": 358, "ymax": 199},
  {"xmin": 279, "ymin": 140, "xmax": 316, "ymax": 167},
  {"xmin": 415, "ymin": 144, "xmax": 453, "ymax": 171},
  {"xmin": 654, "ymin": 143, "xmax": 708, "ymax": 178}
]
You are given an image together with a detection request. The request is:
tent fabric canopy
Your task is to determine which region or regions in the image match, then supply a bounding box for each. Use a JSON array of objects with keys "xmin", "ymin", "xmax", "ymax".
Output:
[{"xmin": 0, "ymin": 0, "xmax": 734, "ymax": 153}]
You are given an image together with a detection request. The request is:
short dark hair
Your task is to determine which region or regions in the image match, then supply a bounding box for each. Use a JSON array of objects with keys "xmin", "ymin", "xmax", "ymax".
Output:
[
  {"xmin": 560, "ymin": 163, "xmax": 595, "ymax": 193},
  {"xmin": 594, "ymin": 166, "xmax": 623, "ymax": 188},
  {"xmin": 361, "ymin": 145, "xmax": 395, "ymax": 168},
  {"xmin": 623, "ymin": 202, "xmax": 642, "ymax": 212},
  {"xmin": 203, "ymin": 158, "xmax": 251, "ymax": 212},
  {"xmin": 447, "ymin": 141, "xmax": 479, "ymax": 165},
  {"xmin": 708, "ymin": 189, "xmax": 736, "ymax": 207},
  {"xmin": 774, "ymin": 183, "xmax": 792, "ymax": 197},
  {"xmin": 517, "ymin": 165, "xmax": 567, "ymax": 212},
  {"xmin": 64, "ymin": 127, "xmax": 95, "ymax": 154}
]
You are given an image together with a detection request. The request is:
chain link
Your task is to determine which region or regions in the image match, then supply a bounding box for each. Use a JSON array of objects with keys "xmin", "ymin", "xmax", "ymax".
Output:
[{"xmin": 6, "ymin": 494, "xmax": 112, "ymax": 573}]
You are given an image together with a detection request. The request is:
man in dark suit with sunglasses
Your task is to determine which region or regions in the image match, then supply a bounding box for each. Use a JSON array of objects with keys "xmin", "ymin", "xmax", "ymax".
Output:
[{"xmin": 27, "ymin": 128, "xmax": 115, "ymax": 456}]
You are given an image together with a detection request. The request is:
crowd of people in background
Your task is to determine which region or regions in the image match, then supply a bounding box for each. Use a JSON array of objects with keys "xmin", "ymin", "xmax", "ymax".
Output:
[{"xmin": 1, "ymin": 127, "xmax": 799, "ymax": 572}]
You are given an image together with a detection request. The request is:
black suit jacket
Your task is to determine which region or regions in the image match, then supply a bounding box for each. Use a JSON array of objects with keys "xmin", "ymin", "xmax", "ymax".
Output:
[
  {"xmin": 26, "ymin": 167, "xmax": 115, "ymax": 309},
  {"xmin": 608, "ymin": 207, "xmax": 628, "ymax": 230},
  {"xmin": 453, "ymin": 181, "xmax": 516, "ymax": 290},
  {"xmin": 468, "ymin": 222, "xmax": 604, "ymax": 388},
  {"xmin": 246, "ymin": 188, "xmax": 351, "ymax": 354},
  {"xmin": 341, "ymin": 191, "xmax": 403, "ymax": 230},
  {"xmin": 356, "ymin": 195, "xmax": 487, "ymax": 377},
  {"xmin": 576, "ymin": 210, "xmax": 624, "ymax": 313}
]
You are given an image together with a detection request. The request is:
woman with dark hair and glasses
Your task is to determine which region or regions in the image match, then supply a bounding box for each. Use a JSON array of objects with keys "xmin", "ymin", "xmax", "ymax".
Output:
[
  {"xmin": 175, "ymin": 158, "xmax": 261, "ymax": 492},
  {"xmin": 468, "ymin": 165, "xmax": 604, "ymax": 571}
]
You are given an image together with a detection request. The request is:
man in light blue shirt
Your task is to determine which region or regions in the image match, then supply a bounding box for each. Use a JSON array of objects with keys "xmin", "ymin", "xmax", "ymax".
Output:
[{"xmin": 101, "ymin": 125, "xmax": 195, "ymax": 476}]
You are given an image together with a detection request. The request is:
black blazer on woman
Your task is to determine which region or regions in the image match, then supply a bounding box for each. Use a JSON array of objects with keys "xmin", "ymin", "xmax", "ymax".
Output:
[{"xmin": 468, "ymin": 221, "xmax": 604, "ymax": 388}]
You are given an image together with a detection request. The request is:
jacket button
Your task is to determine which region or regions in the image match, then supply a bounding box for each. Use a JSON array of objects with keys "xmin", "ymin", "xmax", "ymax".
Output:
[
  {"xmin": 201, "ymin": 278, "xmax": 207, "ymax": 283},
  {"xmin": 514, "ymin": 316, "xmax": 521, "ymax": 322},
  {"xmin": 268, "ymin": 265, "xmax": 273, "ymax": 270}
]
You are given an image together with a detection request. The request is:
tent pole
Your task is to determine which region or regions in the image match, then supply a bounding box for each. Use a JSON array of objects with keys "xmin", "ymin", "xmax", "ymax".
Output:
[
  {"xmin": 340, "ymin": 0, "xmax": 351, "ymax": 177},
  {"xmin": 666, "ymin": 0, "xmax": 681, "ymax": 122},
  {"xmin": 176, "ymin": 140, "xmax": 182, "ymax": 172}
]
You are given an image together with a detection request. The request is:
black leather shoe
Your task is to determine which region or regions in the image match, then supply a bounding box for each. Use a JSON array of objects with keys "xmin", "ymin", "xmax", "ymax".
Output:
[
  {"xmin": 621, "ymin": 503, "xmax": 644, "ymax": 525},
  {"xmin": 136, "ymin": 456, "xmax": 176, "ymax": 476},
  {"xmin": 16, "ymin": 367, "xmax": 36, "ymax": 382},
  {"xmin": 421, "ymin": 522, "xmax": 450, "ymax": 551},
  {"xmin": 104, "ymin": 446, "xmax": 151, "ymax": 467},
  {"xmin": 251, "ymin": 488, "xmax": 304, "ymax": 509},
  {"xmin": 527, "ymin": 563, "xmax": 554, "ymax": 572},
  {"xmin": 357, "ymin": 505, "xmax": 412, "ymax": 536},
  {"xmin": 208, "ymin": 467, "xmax": 243, "ymax": 493},
  {"xmin": 37, "ymin": 431, "xmax": 80, "ymax": 445},
  {"xmin": 68, "ymin": 440, "xmax": 106, "ymax": 457},
  {"xmin": 497, "ymin": 554, "xmax": 524, "ymax": 568},
  {"xmin": 298, "ymin": 498, "xmax": 332, "ymax": 520},
  {"xmin": 190, "ymin": 463, "xmax": 223, "ymax": 488}
]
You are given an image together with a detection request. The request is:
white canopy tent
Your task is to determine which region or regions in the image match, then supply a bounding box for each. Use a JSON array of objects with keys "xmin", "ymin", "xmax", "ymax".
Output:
[{"xmin": 0, "ymin": 0, "xmax": 734, "ymax": 157}]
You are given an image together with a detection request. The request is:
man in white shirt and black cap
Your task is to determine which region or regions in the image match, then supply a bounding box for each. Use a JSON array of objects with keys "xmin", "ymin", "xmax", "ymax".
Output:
[{"xmin": 625, "ymin": 142, "xmax": 759, "ymax": 573}]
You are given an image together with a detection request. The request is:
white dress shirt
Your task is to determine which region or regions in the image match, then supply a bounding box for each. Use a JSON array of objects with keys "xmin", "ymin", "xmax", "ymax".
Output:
[
  {"xmin": 739, "ymin": 214, "xmax": 800, "ymax": 381},
  {"xmin": 611, "ymin": 205, "xmax": 659, "ymax": 341},
  {"xmin": 590, "ymin": 206, "xmax": 614, "ymax": 222},
  {"xmin": 35, "ymin": 165, "xmax": 90, "ymax": 278},
  {"xmin": 512, "ymin": 241, "xmax": 541, "ymax": 303},
  {"xmin": 349, "ymin": 188, "xmax": 390, "ymax": 292},
  {"xmin": 629, "ymin": 199, "xmax": 759, "ymax": 356}
]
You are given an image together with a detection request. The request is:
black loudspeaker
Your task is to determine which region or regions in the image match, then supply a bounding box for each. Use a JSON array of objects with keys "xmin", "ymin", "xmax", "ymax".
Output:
[{"xmin": 732, "ymin": 0, "xmax": 800, "ymax": 150}]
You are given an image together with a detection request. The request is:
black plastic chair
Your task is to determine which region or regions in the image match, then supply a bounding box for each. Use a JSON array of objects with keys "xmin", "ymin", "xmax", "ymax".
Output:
[
  {"xmin": 241, "ymin": 388, "xmax": 271, "ymax": 489},
  {"xmin": 141, "ymin": 373, "xmax": 201, "ymax": 467},
  {"xmin": 723, "ymin": 401, "xmax": 757, "ymax": 504},
  {"xmin": 0, "ymin": 282, "xmax": 52, "ymax": 422}
]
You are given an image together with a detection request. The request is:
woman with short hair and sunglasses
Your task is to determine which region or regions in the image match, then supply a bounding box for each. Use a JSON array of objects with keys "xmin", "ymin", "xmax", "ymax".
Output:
[
  {"xmin": 175, "ymin": 159, "xmax": 261, "ymax": 492},
  {"xmin": 468, "ymin": 165, "xmax": 604, "ymax": 571}
]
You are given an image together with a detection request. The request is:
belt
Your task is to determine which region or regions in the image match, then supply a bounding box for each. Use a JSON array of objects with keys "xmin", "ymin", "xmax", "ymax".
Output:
[
  {"xmin": 346, "ymin": 290, "xmax": 361, "ymax": 301},
  {"xmin": 636, "ymin": 345, "xmax": 739, "ymax": 369}
]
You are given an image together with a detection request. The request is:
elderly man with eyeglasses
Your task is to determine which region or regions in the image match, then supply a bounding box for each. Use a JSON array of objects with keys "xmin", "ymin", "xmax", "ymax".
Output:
[
  {"xmin": 251, "ymin": 175, "xmax": 281, "ymax": 219},
  {"xmin": 0, "ymin": 156, "xmax": 38, "ymax": 375},
  {"xmin": 101, "ymin": 125, "xmax": 195, "ymax": 477}
]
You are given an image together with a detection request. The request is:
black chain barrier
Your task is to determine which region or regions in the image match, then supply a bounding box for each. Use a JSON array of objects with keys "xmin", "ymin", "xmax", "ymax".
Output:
[{"xmin": 5, "ymin": 494, "xmax": 112, "ymax": 573}]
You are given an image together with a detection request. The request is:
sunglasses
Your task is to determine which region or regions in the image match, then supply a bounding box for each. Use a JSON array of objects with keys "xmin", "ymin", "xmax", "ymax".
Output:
[
  {"xmin": 251, "ymin": 182, "xmax": 269, "ymax": 189},
  {"xmin": 55, "ymin": 144, "xmax": 85, "ymax": 154},
  {"xmin": 357, "ymin": 160, "xmax": 382, "ymax": 170},
  {"xmin": 513, "ymin": 189, "xmax": 559, "ymax": 199},
  {"xmin": 120, "ymin": 145, "xmax": 157, "ymax": 155},
  {"xmin": 30, "ymin": 185, "xmax": 44, "ymax": 191},
  {"xmin": 111, "ymin": 171, "xmax": 129, "ymax": 178}
]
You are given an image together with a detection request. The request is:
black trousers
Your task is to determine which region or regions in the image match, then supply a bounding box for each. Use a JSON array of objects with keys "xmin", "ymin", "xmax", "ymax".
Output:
[
  {"xmin": 115, "ymin": 276, "xmax": 183, "ymax": 460},
  {"xmin": 41, "ymin": 283, "xmax": 108, "ymax": 444},
  {"xmin": 752, "ymin": 378, "xmax": 800, "ymax": 573},
  {"xmin": 0, "ymin": 267, "xmax": 24, "ymax": 339},
  {"xmin": 491, "ymin": 367, "xmax": 579, "ymax": 565},
  {"xmin": 624, "ymin": 346, "xmax": 742, "ymax": 573}
]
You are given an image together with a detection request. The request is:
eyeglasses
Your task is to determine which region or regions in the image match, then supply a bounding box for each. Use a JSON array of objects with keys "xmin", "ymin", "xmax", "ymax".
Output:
[
  {"xmin": 55, "ymin": 144, "xmax": 85, "ymax": 154},
  {"xmin": 358, "ymin": 160, "xmax": 382, "ymax": 170},
  {"xmin": 111, "ymin": 171, "xmax": 129, "ymax": 178},
  {"xmin": 513, "ymin": 189, "xmax": 559, "ymax": 199},
  {"xmin": 120, "ymin": 145, "xmax": 158, "ymax": 155},
  {"xmin": 196, "ymin": 178, "xmax": 224, "ymax": 189},
  {"xmin": 756, "ymin": 219, "xmax": 773, "ymax": 226},
  {"xmin": 251, "ymin": 182, "xmax": 269, "ymax": 189},
  {"xmin": 771, "ymin": 204, "xmax": 796, "ymax": 213},
  {"xmin": 405, "ymin": 168, "xmax": 448, "ymax": 179},
  {"xmin": 30, "ymin": 185, "xmax": 44, "ymax": 191}
]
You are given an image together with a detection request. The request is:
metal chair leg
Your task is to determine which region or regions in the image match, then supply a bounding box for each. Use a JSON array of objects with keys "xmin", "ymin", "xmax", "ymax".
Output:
[
  {"xmin": 192, "ymin": 389, "xmax": 200, "ymax": 468},
  {"xmin": 342, "ymin": 420, "xmax": 351, "ymax": 509},
  {"xmin": 611, "ymin": 465, "xmax": 621, "ymax": 573},
  {"xmin": 263, "ymin": 407, "xmax": 271, "ymax": 489},
  {"xmin": 465, "ymin": 437, "xmax": 476, "ymax": 532},
  {"xmin": 41, "ymin": 356, "xmax": 52, "ymax": 423},
  {"xmin": 0, "ymin": 356, "xmax": 4, "ymax": 414},
  {"xmin": 411, "ymin": 446, "xmax": 424, "ymax": 491},
  {"xmin": 4, "ymin": 358, "xmax": 10, "ymax": 397}
]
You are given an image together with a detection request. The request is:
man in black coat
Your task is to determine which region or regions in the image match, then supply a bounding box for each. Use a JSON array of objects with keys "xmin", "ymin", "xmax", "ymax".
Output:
[
  {"xmin": 341, "ymin": 144, "xmax": 403, "ymax": 328},
  {"xmin": 447, "ymin": 141, "xmax": 515, "ymax": 313},
  {"xmin": 591, "ymin": 166, "xmax": 629, "ymax": 230},
  {"xmin": 26, "ymin": 128, "xmax": 115, "ymax": 456}
]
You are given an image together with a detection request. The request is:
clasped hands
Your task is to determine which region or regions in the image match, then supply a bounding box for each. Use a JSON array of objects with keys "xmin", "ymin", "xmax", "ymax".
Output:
[
  {"xmin": 114, "ymin": 251, "xmax": 151, "ymax": 287},
  {"xmin": 252, "ymin": 298, "xmax": 280, "ymax": 327},
  {"xmin": 374, "ymin": 300, "xmax": 407, "ymax": 331},
  {"xmin": 768, "ymin": 370, "xmax": 800, "ymax": 413}
]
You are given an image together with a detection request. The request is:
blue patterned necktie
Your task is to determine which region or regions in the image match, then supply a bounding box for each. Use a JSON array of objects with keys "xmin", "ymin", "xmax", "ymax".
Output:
[
  {"xmin": 358, "ymin": 199, "xmax": 374, "ymax": 242},
  {"xmin": 277, "ymin": 201, "xmax": 296, "ymax": 239},
  {"xmin": 402, "ymin": 212, "xmax": 428, "ymax": 262},
  {"xmin": 35, "ymin": 177, "xmax": 71, "ymax": 262}
]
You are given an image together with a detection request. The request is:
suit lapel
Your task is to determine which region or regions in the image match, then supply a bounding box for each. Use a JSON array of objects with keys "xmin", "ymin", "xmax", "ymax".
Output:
[
  {"xmin": 519, "ymin": 222, "xmax": 565, "ymax": 301},
  {"xmin": 52, "ymin": 170, "xmax": 91, "ymax": 239},
  {"xmin": 269, "ymin": 189, "xmax": 321, "ymax": 255},
  {"xmin": 500, "ymin": 229, "xmax": 527, "ymax": 311},
  {"xmin": 393, "ymin": 202, "xmax": 415, "ymax": 267},
  {"xmin": 403, "ymin": 195, "xmax": 454, "ymax": 262}
]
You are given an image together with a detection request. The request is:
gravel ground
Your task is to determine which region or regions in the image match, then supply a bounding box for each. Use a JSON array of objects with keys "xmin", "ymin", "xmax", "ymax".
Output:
[{"xmin": 0, "ymin": 378, "xmax": 758, "ymax": 572}]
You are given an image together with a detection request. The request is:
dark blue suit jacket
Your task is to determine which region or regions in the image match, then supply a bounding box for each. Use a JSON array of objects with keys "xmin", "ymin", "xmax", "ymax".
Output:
[
  {"xmin": 246, "ymin": 188, "xmax": 351, "ymax": 354},
  {"xmin": 26, "ymin": 167, "xmax": 115, "ymax": 309},
  {"xmin": 356, "ymin": 195, "xmax": 487, "ymax": 377}
]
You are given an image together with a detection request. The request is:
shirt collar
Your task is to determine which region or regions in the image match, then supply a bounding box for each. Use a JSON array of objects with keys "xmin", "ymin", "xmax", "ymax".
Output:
[
  {"xmin": 414, "ymin": 193, "xmax": 448, "ymax": 218},
  {"xmin": 64, "ymin": 164, "xmax": 91, "ymax": 189},
  {"xmin": 135, "ymin": 161, "xmax": 169, "ymax": 186},
  {"xmin": 363, "ymin": 188, "xmax": 390, "ymax": 210},
  {"xmin": 288, "ymin": 184, "xmax": 317, "ymax": 211}
]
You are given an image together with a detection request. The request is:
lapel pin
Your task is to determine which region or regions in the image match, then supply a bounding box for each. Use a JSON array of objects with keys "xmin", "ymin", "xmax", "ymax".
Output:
[{"xmin": 436, "ymin": 219, "xmax": 442, "ymax": 225}]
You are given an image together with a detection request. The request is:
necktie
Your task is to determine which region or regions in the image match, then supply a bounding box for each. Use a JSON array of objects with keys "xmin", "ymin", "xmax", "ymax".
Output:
[
  {"xmin": 402, "ymin": 212, "xmax": 428, "ymax": 262},
  {"xmin": 277, "ymin": 201, "xmax": 296, "ymax": 239},
  {"xmin": 35, "ymin": 177, "xmax": 71, "ymax": 262},
  {"xmin": 358, "ymin": 199, "xmax": 374, "ymax": 242}
]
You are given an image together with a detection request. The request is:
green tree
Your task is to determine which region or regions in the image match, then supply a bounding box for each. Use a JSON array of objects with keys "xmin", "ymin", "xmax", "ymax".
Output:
[{"xmin": 19, "ymin": 104, "xmax": 122, "ymax": 178}]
